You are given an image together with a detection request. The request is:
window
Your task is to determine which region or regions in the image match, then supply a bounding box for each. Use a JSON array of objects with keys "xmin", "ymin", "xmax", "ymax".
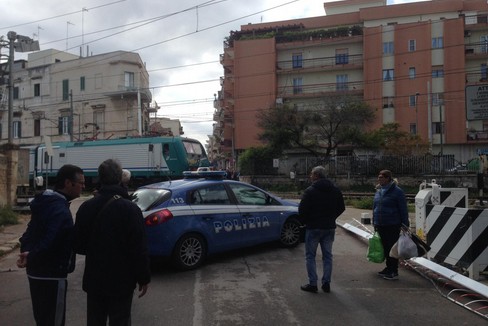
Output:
[
  {"xmin": 409, "ymin": 67, "xmax": 416, "ymax": 79},
  {"xmin": 433, "ymin": 122, "xmax": 443, "ymax": 134},
  {"xmin": 229, "ymin": 183, "xmax": 279, "ymax": 205},
  {"xmin": 432, "ymin": 93, "xmax": 444, "ymax": 106},
  {"xmin": 58, "ymin": 116, "xmax": 70, "ymax": 135},
  {"xmin": 335, "ymin": 48, "xmax": 349, "ymax": 65},
  {"xmin": 34, "ymin": 83, "xmax": 40, "ymax": 97},
  {"xmin": 383, "ymin": 41, "xmax": 394, "ymax": 55},
  {"xmin": 409, "ymin": 95, "xmax": 418, "ymax": 107},
  {"xmin": 292, "ymin": 53, "xmax": 303, "ymax": 68},
  {"xmin": 336, "ymin": 74, "xmax": 348, "ymax": 91},
  {"xmin": 432, "ymin": 66, "xmax": 444, "ymax": 78},
  {"xmin": 432, "ymin": 37, "xmax": 443, "ymax": 49},
  {"xmin": 383, "ymin": 69, "xmax": 394, "ymax": 81},
  {"xmin": 13, "ymin": 86, "xmax": 19, "ymax": 99},
  {"xmin": 382, "ymin": 97, "xmax": 394, "ymax": 108},
  {"xmin": 13, "ymin": 121, "xmax": 21, "ymax": 139},
  {"xmin": 124, "ymin": 72, "xmax": 134, "ymax": 89},
  {"xmin": 190, "ymin": 184, "xmax": 231, "ymax": 205},
  {"xmin": 481, "ymin": 35, "xmax": 488, "ymax": 53},
  {"xmin": 93, "ymin": 110, "xmax": 104, "ymax": 133},
  {"xmin": 408, "ymin": 39, "xmax": 416, "ymax": 52},
  {"xmin": 292, "ymin": 78, "xmax": 303, "ymax": 94},
  {"xmin": 62, "ymin": 79, "xmax": 69, "ymax": 101},
  {"xmin": 80, "ymin": 76, "xmax": 85, "ymax": 91},
  {"xmin": 34, "ymin": 119, "xmax": 41, "ymax": 137},
  {"xmin": 482, "ymin": 64, "xmax": 488, "ymax": 81},
  {"xmin": 410, "ymin": 123, "xmax": 417, "ymax": 135}
]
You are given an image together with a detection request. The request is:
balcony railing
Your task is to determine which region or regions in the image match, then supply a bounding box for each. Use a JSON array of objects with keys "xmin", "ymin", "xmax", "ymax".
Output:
[
  {"xmin": 277, "ymin": 54, "xmax": 363, "ymax": 71},
  {"xmin": 466, "ymin": 72, "xmax": 488, "ymax": 84},
  {"xmin": 465, "ymin": 43, "xmax": 488, "ymax": 57},
  {"xmin": 278, "ymin": 81, "xmax": 363, "ymax": 98}
]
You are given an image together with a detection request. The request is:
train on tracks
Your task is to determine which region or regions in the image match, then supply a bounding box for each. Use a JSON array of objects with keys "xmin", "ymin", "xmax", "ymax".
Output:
[{"xmin": 21, "ymin": 136, "xmax": 210, "ymax": 189}]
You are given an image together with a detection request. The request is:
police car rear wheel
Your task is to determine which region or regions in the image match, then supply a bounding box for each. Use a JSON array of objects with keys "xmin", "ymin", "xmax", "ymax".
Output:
[
  {"xmin": 172, "ymin": 233, "xmax": 207, "ymax": 271},
  {"xmin": 280, "ymin": 217, "xmax": 301, "ymax": 247}
]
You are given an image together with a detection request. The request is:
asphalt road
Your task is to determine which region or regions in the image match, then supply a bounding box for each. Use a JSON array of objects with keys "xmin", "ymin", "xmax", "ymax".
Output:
[{"xmin": 1, "ymin": 224, "xmax": 486, "ymax": 325}]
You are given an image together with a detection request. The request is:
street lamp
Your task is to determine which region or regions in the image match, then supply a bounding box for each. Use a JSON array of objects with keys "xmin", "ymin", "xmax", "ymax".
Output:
[{"xmin": 7, "ymin": 31, "xmax": 39, "ymax": 143}]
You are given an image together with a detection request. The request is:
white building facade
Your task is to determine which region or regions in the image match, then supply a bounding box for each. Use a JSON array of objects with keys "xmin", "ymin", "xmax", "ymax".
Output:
[{"xmin": 0, "ymin": 49, "xmax": 159, "ymax": 145}]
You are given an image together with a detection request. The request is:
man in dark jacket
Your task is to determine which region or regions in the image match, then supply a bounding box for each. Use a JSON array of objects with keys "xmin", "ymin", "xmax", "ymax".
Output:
[
  {"xmin": 298, "ymin": 166, "xmax": 345, "ymax": 293},
  {"xmin": 18, "ymin": 164, "xmax": 85, "ymax": 326},
  {"xmin": 74, "ymin": 159, "xmax": 150, "ymax": 325}
]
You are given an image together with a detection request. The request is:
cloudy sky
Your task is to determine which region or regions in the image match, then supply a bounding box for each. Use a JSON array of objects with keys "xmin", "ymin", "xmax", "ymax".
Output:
[{"xmin": 1, "ymin": 0, "xmax": 423, "ymax": 145}]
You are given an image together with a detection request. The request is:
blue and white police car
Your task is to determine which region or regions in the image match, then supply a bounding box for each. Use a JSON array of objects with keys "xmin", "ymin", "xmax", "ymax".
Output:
[{"xmin": 131, "ymin": 171, "xmax": 302, "ymax": 270}]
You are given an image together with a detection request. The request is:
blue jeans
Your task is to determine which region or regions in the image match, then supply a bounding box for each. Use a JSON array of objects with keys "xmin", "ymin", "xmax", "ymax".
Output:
[{"xmin": 305, "ymin": 229, "xmax": 335, "ymax": 286}]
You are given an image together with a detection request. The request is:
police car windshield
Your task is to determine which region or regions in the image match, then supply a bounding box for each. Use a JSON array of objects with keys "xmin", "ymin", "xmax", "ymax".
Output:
[{"xmin": 132, "ymin": 188, "xmax": 171, "ymax": 211}]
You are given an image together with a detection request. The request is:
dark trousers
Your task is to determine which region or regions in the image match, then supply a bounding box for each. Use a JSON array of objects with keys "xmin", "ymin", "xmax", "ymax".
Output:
[
  {"xmin": 87, "ymin": 292, "xmax": 133, "ymax": 326},
  {"xmin": 28, "ymin": 277, "xmax": 67, "ymax": 326},
  {"xmin": 376, "ymin": 224, "xmax": 401, "ymax": 273}
]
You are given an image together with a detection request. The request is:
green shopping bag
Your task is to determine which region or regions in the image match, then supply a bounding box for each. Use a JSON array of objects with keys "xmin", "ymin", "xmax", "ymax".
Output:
[{"xmin": 367, "ymin": 231, "xmax": 385, "ymax": 263}]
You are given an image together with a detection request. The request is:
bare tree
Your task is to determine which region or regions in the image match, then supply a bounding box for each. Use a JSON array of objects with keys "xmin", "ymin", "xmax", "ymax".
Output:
[{"xmin": 258, "ymin": 94, "xmax": 375, "ymax": 158}]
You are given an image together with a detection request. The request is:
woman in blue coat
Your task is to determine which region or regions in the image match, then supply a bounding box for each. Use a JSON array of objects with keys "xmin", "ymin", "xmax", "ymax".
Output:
[{"xmin": 373, "ymin": 169, "xmax": 409, "ymax": 280}]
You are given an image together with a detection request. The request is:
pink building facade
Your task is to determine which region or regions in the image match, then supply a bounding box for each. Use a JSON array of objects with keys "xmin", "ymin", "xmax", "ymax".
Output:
[{"xmin": 212, "ymin": 0, "xmax": 488, "ymax": 168}]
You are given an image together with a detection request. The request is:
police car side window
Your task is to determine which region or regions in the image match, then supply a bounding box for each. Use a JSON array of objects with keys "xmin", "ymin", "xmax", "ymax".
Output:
[
  {"xmin": 192, "ymin": 184, "xmax": 231, "ymax": 205},
  {"xmin": 229, "ymin": 184, "xmax": 267, "ymax": 205}
]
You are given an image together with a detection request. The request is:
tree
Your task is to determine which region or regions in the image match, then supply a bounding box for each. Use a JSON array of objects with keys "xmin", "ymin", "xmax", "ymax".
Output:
[
  {"xmin": 238, "ymin": 146, "xmax": 280, "ymax": 175},
  {"xmin": 258, "ymin": 94, "xmax": 375, "ymax": 158},
  {"xmin": 361, "ymin": 123, "xmax": 430, "ymax": 156}
]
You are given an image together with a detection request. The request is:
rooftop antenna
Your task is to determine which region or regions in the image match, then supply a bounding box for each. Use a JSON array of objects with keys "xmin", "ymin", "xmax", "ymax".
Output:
[
  {"xmin": 66, "ymin": 21, "xmax": 75, "ymax": 51},
  {"xmin": 37, "ymin": 25, "xmax": 43, "ymax": 43}
]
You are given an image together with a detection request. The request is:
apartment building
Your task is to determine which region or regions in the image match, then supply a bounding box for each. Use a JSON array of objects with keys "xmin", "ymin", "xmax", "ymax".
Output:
[
  {"xmin": 214, "ymin": 0, "xmax": 488, "ymax": 167},
  {"xmin": 0, "ymin": 49, "xmax": 158, "ymax": 145}
]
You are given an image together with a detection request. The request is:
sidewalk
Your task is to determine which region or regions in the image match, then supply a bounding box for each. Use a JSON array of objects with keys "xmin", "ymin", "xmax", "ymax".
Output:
[{"xmin": 0, "ymin": 214, "xmax": 29, "ymax": 257}]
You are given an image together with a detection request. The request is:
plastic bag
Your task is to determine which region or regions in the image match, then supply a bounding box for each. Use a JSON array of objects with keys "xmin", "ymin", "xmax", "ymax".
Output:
[
  {"xmin": 389, "ymin": 240, "xmax": 399, "ymax": 259},
  {"xmin": 367, "ymin": 231, "xmax": 385, "ymax": 263},
  {"xmin": 400, "ymin": 225, "xmax": 430, "ymax": 257},
  {"xmin": 397, "ymin": 231, "xmax": 418, "ymax": 259}
]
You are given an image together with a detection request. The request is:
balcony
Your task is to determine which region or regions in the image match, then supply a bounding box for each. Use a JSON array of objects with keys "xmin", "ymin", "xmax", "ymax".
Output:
[
  {"xmin": 104, "ymin": 85, "xmax": 152, "ymax": 103},
  {"xmin": 467, "ymin": 130, "xmax": 488, "ymax": 142},
  {"xmin": 464, "ymin": 43, "xmax": 488, "ymax": 58},
  {"xmin": 466, "ymin": 72, "xmax": 488, "ymax": 84},
  {"xmin": 277, "ymin": 54, "xmax": 363, "ymax": 73},
  {"xmin": 278, "ymin": 81, "xmax": 364, "ymax": 99}
]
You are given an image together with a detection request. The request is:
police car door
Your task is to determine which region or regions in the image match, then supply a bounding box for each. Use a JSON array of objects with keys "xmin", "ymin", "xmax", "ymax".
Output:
[
  {"xmin": 227, "ymin": 183, "xmax": 281, "ymax": 244},
  {"xmin": 189, "ymin": 183, "xmax": 244, "ymax": 252}
]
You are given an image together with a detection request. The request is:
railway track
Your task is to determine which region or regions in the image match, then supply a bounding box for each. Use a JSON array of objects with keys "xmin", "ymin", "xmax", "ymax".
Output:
[{"xmin": 276, "ymin": 191, "xmax": 416, "ymax": 203}]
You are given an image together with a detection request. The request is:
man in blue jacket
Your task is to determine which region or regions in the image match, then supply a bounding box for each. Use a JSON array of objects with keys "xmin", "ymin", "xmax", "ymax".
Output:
[
  {"xmin": 299, "ymin": 166, "xmax": 345, "ymax": 293},
  {"xmin": 373, "ymin": 169, "xmax": 409, "ymax": 280},
  {"xmin": 18, "ymin": 164, "xmax": 85, "ymax": 326}
]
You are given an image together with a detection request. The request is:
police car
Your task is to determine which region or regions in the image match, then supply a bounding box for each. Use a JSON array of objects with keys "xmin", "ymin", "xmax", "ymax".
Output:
[{"xmin": 131, "ymin": 171, "xmax": 302, "ymax": 270}]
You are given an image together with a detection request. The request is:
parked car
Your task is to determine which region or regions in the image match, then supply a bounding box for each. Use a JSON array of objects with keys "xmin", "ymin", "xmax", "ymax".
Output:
[{"xmin": 131, "ymin": 171, "xmax": 302, "ymax": 270}]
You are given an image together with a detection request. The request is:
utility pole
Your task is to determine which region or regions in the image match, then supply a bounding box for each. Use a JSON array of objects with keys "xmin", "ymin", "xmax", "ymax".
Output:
[
  {"xmin": 7, "ymin": 31, "xmax": 15, "ymax": 143},
  {"xmin": 4, "ymin": 31, "xmax": 39, "ymax": 206},
  {"xmin": 70, "ymin": 90, "xmax": 74, "ymax": 141},
  {"xmin": 6, "ymin": 31, "xmax": 40, "ymax": 143}
]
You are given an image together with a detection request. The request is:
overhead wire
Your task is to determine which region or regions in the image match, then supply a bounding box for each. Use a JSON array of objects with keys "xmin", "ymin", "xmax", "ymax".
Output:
[{"xmin": 2, "ymin": 1, "xmax": 485, "ymax": 123}]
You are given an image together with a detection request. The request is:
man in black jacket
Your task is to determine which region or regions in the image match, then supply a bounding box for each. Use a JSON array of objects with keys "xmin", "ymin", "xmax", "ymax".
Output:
[
  {"xmin": 74, "ymin": 159, "xmax": 150, "ymax": 325},
  {"xmin": 18, "ymin": 164, "xmax": 85, "ymax": 326},
  {"xmin": 298, "ymin": 166, "xmax": 345, "ymax": 293}
]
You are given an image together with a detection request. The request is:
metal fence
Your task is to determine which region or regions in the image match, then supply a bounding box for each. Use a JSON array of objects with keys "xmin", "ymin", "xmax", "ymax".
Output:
[
  {"xmin": 261, "ymin": 154, "xmax": 464, "ymax": 177},
  {"xmin": 297, "ymin": 155, "xmax": 460, "ymax": 176}
]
